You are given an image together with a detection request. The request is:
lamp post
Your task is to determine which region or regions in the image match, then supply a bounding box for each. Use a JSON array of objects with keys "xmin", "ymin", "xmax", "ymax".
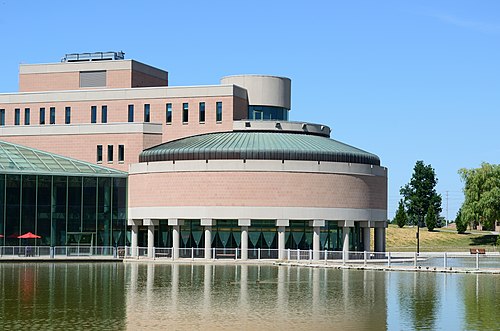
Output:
[{"xmin": 416, "ymin": 215, "xmax": 421, "ymax": 254}]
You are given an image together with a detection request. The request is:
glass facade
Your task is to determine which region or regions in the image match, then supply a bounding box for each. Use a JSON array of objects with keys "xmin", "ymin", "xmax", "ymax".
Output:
[
  {"xmin": 165, "ymin": 103, "xmax": 172, "ymax": 124},
  {"xmin": 91, "ymin": 106, "xmax": 97, "ymax": 123},
  {"xmin": 50, "ymin": 107, "xmax": 56, "ymax": 124},
  {"xmin": 199, "ymin": 102, "xmax": 205, "ymax": 123},
  {"xmin": 144, "ymin": 104, "xmax": 150, "ymax": 122},
  {"xmin": 65, "ymin": 107, "xmax": 71, "ymax": 124},
  {"xmin": 0, "ymin": 174, "xmax": 127, "ymax": 247},
  {"xmin": 216, "ymin": 101, "xmax": 222, "ymax": 122},
  {"xmin": 248, "ymin": 105, "xmax": 288, "ymax": 121},
  {"xmin": 39, "ymin": 107, "xmax": 45, "ymax": 125},
  {"xmin": 182, "ymin": 103, "xmax": 188, "ymax": 123},
  {"xmin": 24, "ymin": 108, "xmax": 30, "ymax": 125}
]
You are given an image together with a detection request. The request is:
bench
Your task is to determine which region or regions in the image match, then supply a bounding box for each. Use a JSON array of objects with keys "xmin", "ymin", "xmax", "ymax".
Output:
[{"xmin": 470, "ymin": 248, "xmax": 486, "ymax": 254}]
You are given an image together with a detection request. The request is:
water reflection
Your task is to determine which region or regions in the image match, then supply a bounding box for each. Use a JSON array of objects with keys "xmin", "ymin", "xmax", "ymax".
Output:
[
  {"xmin": 124, "ymin": 263, "xmax": 387, "ymax": 330},
  {"xmin": 1, "ymin": 263, "xmax": 499, "ymax": 330}
]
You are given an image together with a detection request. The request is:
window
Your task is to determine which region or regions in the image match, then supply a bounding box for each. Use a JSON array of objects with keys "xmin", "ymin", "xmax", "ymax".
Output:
[
  {"xmin": 101, "ymin": 105, "xmax": 107, "ymax": 123},
  {"xmin": 107, "ymin": 145, "xmax": 113, "ymax": 163},
  {"xmin": 199, "ymin": 102, "xmax": 205, "ymax": 123},
  {"xmin": 165, "ymin": 103, "xmax": 172, "ymax": 124},
  {"xmin": 144, "ymin": 104, "xmax": 150, "ymax": 122},
  {"xmin": 65, "ymin": 107, "xmax": 71, "ymax": 124},
  {"xmin": 216, "ymin": 101, "xmax": 223, "ymax": 122},
  {"xmin": 0, "ymin": 109, "xmax": 5, "ymax": 126},
  {"xmin": 24, "ymin": 108, "xmax": 30, "ymax": 125},
  {"xmin": 128, "ymin": 105, "xmax": 134, "ymax": 122},
  {"xmin": 91, "ymin": 106, "xmax": 97, "ymax": 123},
  {"xmin": 39, "ymin": 108, "xmax": 45, "ymax": 125},
  {"xmin": 50, "ymin": 107, "xmax": 56, "ymax": 124},
  {"xmin": 96, "ymin": 145, "xmax": 103, "ymax": 163},
  {"xmin": 118, "ymin": 145, "xmax": 124, "ymax": 162},
  {"xmin": 14, "ymin": 108, "xmax": 20, "ymax": 125},
  {"xmin": 182, "ymin": 103, "xmax": 189, "ymax": 123}
]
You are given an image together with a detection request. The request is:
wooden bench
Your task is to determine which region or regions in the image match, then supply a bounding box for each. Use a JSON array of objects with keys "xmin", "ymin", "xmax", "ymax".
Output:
[{"xmin": 470, "ymin": 248, "xmax": 486, "ymax": 254}]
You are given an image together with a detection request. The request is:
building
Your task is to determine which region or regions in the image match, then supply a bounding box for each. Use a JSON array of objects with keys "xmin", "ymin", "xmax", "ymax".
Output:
[{"xmin": 0, "ymin": 51, "xmax": 387, "ymax": 259}]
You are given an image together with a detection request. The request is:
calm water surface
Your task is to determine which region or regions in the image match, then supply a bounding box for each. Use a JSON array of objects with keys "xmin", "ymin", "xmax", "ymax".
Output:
[{"xmin": 0, "ymin": 262, "xmax": 498, "ymax": 330}]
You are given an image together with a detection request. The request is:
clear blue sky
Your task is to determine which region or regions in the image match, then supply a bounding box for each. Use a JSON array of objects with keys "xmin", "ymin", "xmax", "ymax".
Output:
[{"xmin": 1, "ymin": 0, "xmax": 499, "ymax": 221}]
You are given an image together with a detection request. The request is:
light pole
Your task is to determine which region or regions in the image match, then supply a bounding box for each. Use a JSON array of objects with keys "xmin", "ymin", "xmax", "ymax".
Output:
[{"xmin": 416, "ymin": 215, "xmax": 421, "ymax": 254}]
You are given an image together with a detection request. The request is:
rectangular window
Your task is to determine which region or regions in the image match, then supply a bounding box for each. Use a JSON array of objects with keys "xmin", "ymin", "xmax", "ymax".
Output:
[
  {"xmin": 107, "ymin": 145, "xmax": 113, "ymax": 163},
  {"xmin": 128, "ymin": 105, "xmax": 134, "ymax": 122},
  {"xmin": 182, "ymin": 103, "xmax": 189, "ymax": 123},
  {"xmin": 101, "ymin": 105, "xmax": 107, "ymax": 123},
  {"xmin": 165, "ymin": 103, "xmax": 172, "ymax": 124},
  {"xmin": 144, "ymin": 104, "xmax": 150, "ymax": 122},
  {"xmin": 91, "ymin": 106, "xmax": 97, "ymax": 123},
  {"xmin": 199, "ymin": 102, "xmax": 205, "ymax": 123},
  {"xmin": 118, "ymin": 145, "xmax": 124, "ymax": 162},
  {"xmin": 0, "ymin": 109, "xmax": 5, "ymax": 126},
  {"xmin": 24, "ymin": 108, "xmax": 30, "ymax": 125},
  {"xmin": 14, "ymin": 108, "xmax": 20, "ymax": 125},
  {"xmin": 39, "ymin": 107, "xmax": 45, "ymax": 125},
  {"xmin": 216, "ymin": 101, "xmax": 223, "ymax": 122},
  {"xmin": 65, "ymin": 106, "xmax": 71, "ymax": 124},
  {"xmin": 96, "ymin": 145, "xmax": 103, "ymax": 163},
  {"xmin": 50, "ymin": 107, "xmax": 56, "ymax": 124}
]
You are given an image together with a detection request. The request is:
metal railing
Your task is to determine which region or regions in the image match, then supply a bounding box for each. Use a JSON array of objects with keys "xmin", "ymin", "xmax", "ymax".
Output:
[
  {"xmin": 2, "ymin": 246, "xmax": 499, "ymax": 270},
  {"xmin": 0, "ymin": 246, "xmax": 122, "ymax": 259}
]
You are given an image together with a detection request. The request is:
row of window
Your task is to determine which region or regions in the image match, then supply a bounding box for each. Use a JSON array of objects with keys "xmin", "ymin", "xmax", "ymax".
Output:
[
  {"xmin": 133, "ymin": 101, "xmax": 223, "ymax": 124},
  {"xmin": 0, "ymin": 107, "xmax": 69, "ymax": 126},
  {"xmin": 0, "ymin": 101, "xmax": 223, "ymax": 126},
  {"xmin": 97, "ymin": 144, "xmax": 124, "ymax": 163}
]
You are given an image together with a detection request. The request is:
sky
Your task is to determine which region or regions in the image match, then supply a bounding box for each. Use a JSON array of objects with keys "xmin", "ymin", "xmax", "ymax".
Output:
[{"xmin": 0, "ymin": 0, "xmax": 499, "ymax": 221}]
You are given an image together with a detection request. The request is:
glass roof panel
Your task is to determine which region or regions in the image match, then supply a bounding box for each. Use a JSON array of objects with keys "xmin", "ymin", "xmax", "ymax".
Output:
[{"xmin": 0, "ymin": 140, "xmax": 127, "ymax": 177}]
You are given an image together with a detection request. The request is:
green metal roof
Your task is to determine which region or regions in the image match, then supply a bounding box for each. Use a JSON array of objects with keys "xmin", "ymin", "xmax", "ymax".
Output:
[
  {"xmin": 140, "ymin": 131, "xmax": 380, "ymax": 165},
  {"xmin": 0, "ymin": 140, "xmax": 127, "ymax": 177}
]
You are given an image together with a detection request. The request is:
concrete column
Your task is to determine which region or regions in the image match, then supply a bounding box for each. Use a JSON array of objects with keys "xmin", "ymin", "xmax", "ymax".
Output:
[
  {"xmin": 241, "ymin": 226, "xmax": 248, "ymax": 260},
  {"xmin": 310, "ymin": 220, "xmax": 324, "ymax": 261},
  {"xmin": 374, "ymin": 227, "xmax": 386, "ymax": 252},
  {"xmin": 131, "ymin": 225, "xmax": 138, "ymax": 257},
  {"xmin": 172, "ymin": 225, "xmax": 180, "ymax": 259},
  {"xmin": 277, "ymin": 226, "xmax": 285, "ymax": 260},
  {"xmin": 313, "ymin": 226, "xmax": 320, "ymax": 261},
  {"xmin": 363, "ymin": 227, "xmax": 371, "ymax": 252},
  {"xmin": 342, "ymin": 227, "xmax": 350, "ymax": 262},
  {"xmin": 276, "ymin": 219, "xmax": 289, "ymax": 260},
  {"xmin": 238, "ymin": 219, "xmax": 251, "ymax": 261},
  {"xmin": 201, "ymin": 218, "xmax": 214, "ymax": 259},
  {"xmin": 147, "ymin": 225, "xmax": 155, "ymax": 258}
]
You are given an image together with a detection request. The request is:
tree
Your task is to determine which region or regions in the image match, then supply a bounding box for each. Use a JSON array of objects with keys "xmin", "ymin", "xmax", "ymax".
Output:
[
  {"xmin": 394, "ymin": 199, "xmax": 408, "ymax": 228},
  {"xmin": 455, "ymin": 208, "xmax": 467, "ymax": 234},
  {"xmin": 459, "ymin": 163, "xmax": 500, "ymax": 230},
  {"xmin": 425, "ymin": 205, "xmax": 437, "ymax": 231},
  {"xmin": 400, "ymin": 161, "xmax": 442, "ymax": 227}
]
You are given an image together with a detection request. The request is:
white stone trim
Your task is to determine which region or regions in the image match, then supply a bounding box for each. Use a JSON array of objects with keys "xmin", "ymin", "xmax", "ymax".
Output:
[
  {"xmin": 129, "ymin": 159, "xmax": 387, "ymax": 177},
  {"xmin": 128, "ymin": 206, "xmax": 387, "ymax": 223},
  {"xmin": 0, "ymin": 84, "xmax": 247, "ymax": 103},
  {"xmin": 0, "ymin": 122, "xmax": 163, "ymax": 136}
]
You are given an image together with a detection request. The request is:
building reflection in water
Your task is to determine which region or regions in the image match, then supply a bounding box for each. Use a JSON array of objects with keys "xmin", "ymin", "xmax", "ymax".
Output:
[{"xmin": 124, "ymin": 263, "xmax": 387, "ymax": 330}]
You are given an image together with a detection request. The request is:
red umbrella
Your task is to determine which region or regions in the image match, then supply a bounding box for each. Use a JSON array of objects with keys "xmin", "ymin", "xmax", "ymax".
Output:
[{"xmin": 17, "ymin": 232, "xmax": 41, "ymax": 239}]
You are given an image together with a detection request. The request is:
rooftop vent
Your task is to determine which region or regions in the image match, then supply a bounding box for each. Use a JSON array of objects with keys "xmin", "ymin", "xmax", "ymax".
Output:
[{"xmin": 62, "ymin": 51, "xmax": 125, "ymax": 62}]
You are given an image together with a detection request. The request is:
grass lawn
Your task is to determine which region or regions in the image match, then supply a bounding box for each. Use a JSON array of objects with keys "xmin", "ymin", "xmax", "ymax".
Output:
[{"xmin": 383, "ymin": 224, "xmax": 499, "ymax": 252}]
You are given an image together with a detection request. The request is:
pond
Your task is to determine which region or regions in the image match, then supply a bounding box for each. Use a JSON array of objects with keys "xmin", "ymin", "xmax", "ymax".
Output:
[{"xmin": 0, "ymin": 262, "xmax": 498, "ymax": 330}]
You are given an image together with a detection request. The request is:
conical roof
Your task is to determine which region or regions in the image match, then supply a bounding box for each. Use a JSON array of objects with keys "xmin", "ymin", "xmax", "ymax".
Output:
[{"xmin": 0, "ymin": 140, "xmax": 127, "ymax": 177}]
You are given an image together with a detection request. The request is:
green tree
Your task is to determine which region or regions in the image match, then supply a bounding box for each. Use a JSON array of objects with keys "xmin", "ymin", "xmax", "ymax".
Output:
[
  {"xmin": 425, "ymin": 205, "xmax": 437, "ymax": 231},
  {"xmin": 455, "ymin": 208, "xmax": 467, "ymax": 234},
  {"xmin": 459, "ymin": 163, "xmax": 500, "ymax": 230},
  {"xmin": 394, "ymin": 199, "xmax": 408, "ymax": 228},
  {"xmin": 400, "ymin": 161, "xmax": 442, "ymax": 227}
]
